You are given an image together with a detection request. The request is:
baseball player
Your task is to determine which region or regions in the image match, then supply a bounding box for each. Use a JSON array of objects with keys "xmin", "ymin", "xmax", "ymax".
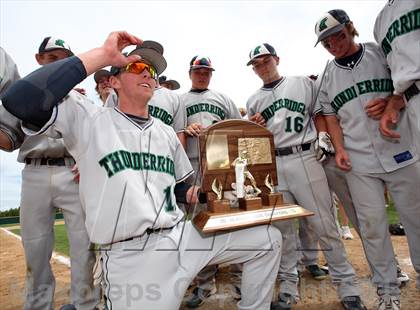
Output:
[
  {"xmin": 374, "ymin": 0, "xmax": 420, "ymax": 140},
  {"xmin": 93, "ymin": 69, "xmax": 112, "ymax": 105},
  {"xmin": 181, "ymin": 55, "xmax": 243, "ymax": 308},
  {"xmin": 0, "ymin": 37, "xmax": 100, "ymax": 309},
  {"xmin": 159, "ymin": 75, "xmax": 181, "ymax": 90},
  {"xmin": 315, "ymin": 8, "xmax": 420, "ymax": 309},
  {"xmin": 105, "ymin": 40, "xmax": 187, "ymax": 149},
  {"xmin": 246, "ymin": 43, "xmax": 366, "ymax": 310},
  {"xmin": 0, "ymin": 47, "xmax": 21, "ymax": 151},
  {"xmin": 1, "ymin": 31, "xmax": 284, "ymax": 310}
]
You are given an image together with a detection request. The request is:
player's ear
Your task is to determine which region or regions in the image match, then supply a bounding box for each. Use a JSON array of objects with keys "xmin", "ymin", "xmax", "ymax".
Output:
[
  {"xmin": 35, "ymin": 53, "xmax": 43, "ymax": 65},
  {"xmin": 109, "ymin": 75, "xmax": 121, "ymax": 90},
  {"xmin": 274, "ymin": 56, "xmax": 280, "ymax": 65}
]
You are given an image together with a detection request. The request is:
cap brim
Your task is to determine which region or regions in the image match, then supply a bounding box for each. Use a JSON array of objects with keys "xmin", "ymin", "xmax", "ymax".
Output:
[
  {"xmin": 246, "ymin": 52, "xmax": 271, "ymax": 66},
  {"xmin": 94, "ymin": 70, "xmax": 111, "ymax": 83},
  {"xmin": 162, "ymin": 80, "xmax": 180, "ymax": 90},
  {"xmin": 129, "ymin": 48, "xmax": 167, "ymax": 75},
  {"xmin": 42, "ymin": 47, "xmax": 74, "ymax": 56},
  {"xmin": 190, "ymin": 65, "xmax": 215, "ymax": 71},
  {"xmin": 315, "ymin": 24, "xmax": 346, "ymax": 46}
]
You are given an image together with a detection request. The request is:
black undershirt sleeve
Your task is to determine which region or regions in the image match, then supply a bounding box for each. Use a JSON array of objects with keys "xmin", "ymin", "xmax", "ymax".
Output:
[
  {"xmin": 174, "ymin": 182, "xmax": 207, "ymax": 204},
  {"xmin": 1, "ymin": 56, "xmax": 87, "ymax": 129}
]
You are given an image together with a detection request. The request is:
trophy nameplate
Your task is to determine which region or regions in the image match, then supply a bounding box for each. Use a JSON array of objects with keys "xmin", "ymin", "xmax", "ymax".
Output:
[{"xmin": 192, "ymin": 120, "xmax": 314, "ymax": 233}]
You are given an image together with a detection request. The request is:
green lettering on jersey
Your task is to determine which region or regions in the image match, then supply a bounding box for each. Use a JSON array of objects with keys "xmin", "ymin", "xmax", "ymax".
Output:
[
  {"xmin": 186, "ymin": 103, "xmax": 226, "ymax": 119},
  {"xmin": 333, "ymin": 79, "xmax": 393, "ymax": 112},
  {"xmin": 331, "ymin": 86, "xmax": 357, "ymax": 112},
  {"xmin": 381, "ymin": 8, "xmax": 420, "ymax": 55},
  {"xmin": 98, "ymin": 150, "xmax": 176, "ymax": 178},
  {"xmin": 260, "ymin": 98, "xmax": 306, "ymax": 122},
  {"xmin": 149, "ymin": 105, "xmax": 173, "ymax": 126}
]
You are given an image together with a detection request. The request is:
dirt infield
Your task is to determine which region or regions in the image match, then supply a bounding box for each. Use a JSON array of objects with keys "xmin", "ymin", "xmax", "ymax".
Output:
[{"xmin": 1, "ymin": 228, "xmax": 419, "ymax": 310}]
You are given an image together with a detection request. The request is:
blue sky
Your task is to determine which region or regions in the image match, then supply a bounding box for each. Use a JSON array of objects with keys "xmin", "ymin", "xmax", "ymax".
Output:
[{"xmin": 0, "ymin": 0, "xmax": 386, "ymax": 211}]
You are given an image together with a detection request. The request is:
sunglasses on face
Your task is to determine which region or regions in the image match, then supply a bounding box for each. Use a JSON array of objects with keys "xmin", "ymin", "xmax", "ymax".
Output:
[
  {"xmin": 123, "ymin": 62, "xmax": 157, "ymax": 80},
  {"xmin": 321, "ymin": 31, "xmax": 346, "ymax": 49}
]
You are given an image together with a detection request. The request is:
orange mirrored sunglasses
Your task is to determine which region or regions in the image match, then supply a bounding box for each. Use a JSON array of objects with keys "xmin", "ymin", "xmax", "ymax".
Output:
[{"xmin": 123, "ymin": 62, "xmax": 157, "ymax": 80}]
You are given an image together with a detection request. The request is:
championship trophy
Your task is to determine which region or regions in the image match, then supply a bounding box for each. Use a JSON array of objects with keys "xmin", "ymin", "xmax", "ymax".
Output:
[{"xmin": 192, "ymin": 119, "xmax": 314, "ymax": 233}]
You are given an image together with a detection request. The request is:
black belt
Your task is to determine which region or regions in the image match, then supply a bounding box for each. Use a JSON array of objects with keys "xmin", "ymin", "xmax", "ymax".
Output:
[
  {"xmin": 404, "ymin": 82, "xmax": 420, "ymax": 102},
  {"xmin": 25, "ymin": 158, "xmax": 71, "ymax": 166},
  {"xmin": 275, "ymin": 143, "xmax": 312, "ymax": 156},
  {"xmin": 118, "ymin": 227, "xmax": 174, "ymax": 244}
]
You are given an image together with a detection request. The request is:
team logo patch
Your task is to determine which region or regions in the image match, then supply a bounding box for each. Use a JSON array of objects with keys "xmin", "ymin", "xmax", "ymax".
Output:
[
  {"xmin": 253, "ymin": 45, "xmax": 262, "ymax": 56},
  {"xmin": 319, "ymin": 17, "xmax": 328, "ymax": 32},
  {"xmin": 55, "ymin": 39, "xmax": 66, "ymax": 47}
]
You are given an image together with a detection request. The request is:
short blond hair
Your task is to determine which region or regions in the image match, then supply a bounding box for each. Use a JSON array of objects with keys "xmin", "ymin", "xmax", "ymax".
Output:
[{"xmin": 346, "ymin": 22, "xmax": 359, "ymax": 38}]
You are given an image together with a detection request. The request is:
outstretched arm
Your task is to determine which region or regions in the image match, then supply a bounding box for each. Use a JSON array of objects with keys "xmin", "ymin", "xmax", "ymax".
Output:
[{"xmin": 1, "ymin": 31, "xmax": 142, "ymax": 129}]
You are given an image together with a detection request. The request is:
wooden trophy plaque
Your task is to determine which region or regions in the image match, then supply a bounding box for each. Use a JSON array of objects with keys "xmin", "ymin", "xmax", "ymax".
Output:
[{"xmin": 192, "ymin": 119, "xmax": 314, "ymax": 233}]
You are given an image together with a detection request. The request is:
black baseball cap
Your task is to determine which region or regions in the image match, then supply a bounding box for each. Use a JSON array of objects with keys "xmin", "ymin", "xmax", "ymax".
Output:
[
  {"xmin": 314, "ymin": 9, "xmax": 350, "ymax": 46},
  {"xmin": 159, "ymin": 76, "xmax": 180, "ymax": 90},
  {"xmin": 38, "ymin": 36, "xmax": 73, "ymax": 56},
  {"xmin": 247, "ymin": 43, "xmax": 277, "ymax": 66},
  {"xmin": 110, "ymin": 40, "xmax": 167, "ymax": 76},
  {"xmin": 94, "ymin": 69, "xmax": 111, "ymax": 83}
]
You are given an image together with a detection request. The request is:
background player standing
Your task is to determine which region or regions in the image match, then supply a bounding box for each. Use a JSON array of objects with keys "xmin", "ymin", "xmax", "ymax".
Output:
[
  {"xmin": 93, "ymin": 69, "xmax": 112, "ymax": 105},
  {"xmin": 246, "ymin": 43, "xmax": 365, "ymax": 310},
  {"xmin": 182, "ymin": 56, "xmax": 243, "ymax": 308},
  {"xmin": 315, "ymin": 8, "xmax": 420, "ymax": 309},
  {"xmin": 0, "ymin": 37, "xmax": 99, "ymax": 310},
  {"xmin": 374, "ymin": 0, "xmax": 420, "ymax": 140}
]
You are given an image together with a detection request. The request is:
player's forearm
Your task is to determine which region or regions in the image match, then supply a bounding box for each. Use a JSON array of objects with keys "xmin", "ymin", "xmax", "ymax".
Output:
[
  {"xmin": 314, "ymin": 113, "xmax": 328, "ymax": 133},
  {"xmin": 387, "ymin": 94, "xmax": 406, "ymax": 111},
  {"xmin": 1, "ymin": 56, "xmax": 87, "ymax": 128},
  {"xmin": 325, "ymin": 115, "xmax": 345, "ymax": 152}
]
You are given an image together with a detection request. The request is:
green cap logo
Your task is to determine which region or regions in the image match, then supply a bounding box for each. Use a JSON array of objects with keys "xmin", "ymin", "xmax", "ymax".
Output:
[
  {"xmin": 319, "ymin": 17, "xmax": 328, "ymax": 32},
  {"xmin": 253, "ymin": 45, "xmax": 261, "ymax": 56},
  {"xmin": 55, "ymin": 39, "xmax": 65, "ymax": 47}
]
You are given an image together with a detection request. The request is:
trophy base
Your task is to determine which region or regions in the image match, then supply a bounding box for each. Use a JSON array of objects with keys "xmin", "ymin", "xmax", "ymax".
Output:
[
  {"xmin": 208, "ymin": 199, "xmax": 231, "ymax": 213},
  {"xmin": 238, "ymin": 197, "xmax": 262, "ymax": 210},
  {"xmin": 262, "ymin": 193, "xmax": 283, "ymax": 206},
  {"xmin": 193, "ymin": 204, "xmax": 314, "ymax": 234}
]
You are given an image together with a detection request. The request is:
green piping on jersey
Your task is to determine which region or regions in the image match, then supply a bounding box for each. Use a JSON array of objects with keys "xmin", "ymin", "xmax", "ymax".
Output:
[
  {"xmin": 381, "ymin": 8, "xmax": 420, "ymax": 55},
  {"xmin": 149, "ymin": 105, "xmax": 173, "ymax": 125},
  {"xmin": 261, "ymin": 98, "xmax": 305, "ymax": 122},
  {"xmin": 331, "ymin": 79, "xmax": 393, "ymax": 112},
  {"xmin": 186, "ymin": 103, "xmax": 225, "ymax": 120},
  {"xmin": 98, "ymin": 150, "xmax": 175, "ymax": 178}
]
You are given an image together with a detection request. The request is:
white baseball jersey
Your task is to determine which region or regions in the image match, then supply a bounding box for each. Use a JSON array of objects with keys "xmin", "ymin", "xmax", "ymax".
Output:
[
  {"xmin": 25, "ymin": 91, "xmax": 193, "ymax": 245},
  {"xmin": 105, "ymin": 86, "xmax": 185, "ymax": 133},
  {"xmin": 374, "ymin": 0, "xmax": 420, "ymax": 94},
  {"xmin": 246, "ymin": 76, "xmax": 319, "ymax": 148},
  {"xmin": 318, "ymin": 42, "xmax": 418, "ymax": 173},
  {"xmin": 0, "ymin": 47, "xmax": 20, "ymax": 94},
  {"xmin": 181, "ymin": 89, "xmax": 241, "ymax": 160},
  {"xmin": 0, "ymin": 47, "xmax": 23, "ymax": 150}
]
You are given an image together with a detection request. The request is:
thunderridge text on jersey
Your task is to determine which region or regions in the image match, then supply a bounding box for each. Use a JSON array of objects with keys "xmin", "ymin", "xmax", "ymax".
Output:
[{"xmin": 98, "ymin": 150, "xmax": 175, "ymax": 178}]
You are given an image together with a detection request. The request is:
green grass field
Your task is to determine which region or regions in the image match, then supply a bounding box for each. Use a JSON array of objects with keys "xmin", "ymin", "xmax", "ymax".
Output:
[
  {"xmin": 11, "ymin": 225, "xmax": 70, "ymax": 256},
  {"xmin": 7, "ymin": 203, "xmax": 400, "ymax": 257}
]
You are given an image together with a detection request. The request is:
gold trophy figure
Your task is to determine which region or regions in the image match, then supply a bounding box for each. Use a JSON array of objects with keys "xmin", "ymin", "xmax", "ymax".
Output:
[
  {"xmin": 261, "ymin": 174, "xmax": 283, "ymax": 206},
  {"xmin": 208, "ymin": 178, "xmax": 230, "ymax": 213}
]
